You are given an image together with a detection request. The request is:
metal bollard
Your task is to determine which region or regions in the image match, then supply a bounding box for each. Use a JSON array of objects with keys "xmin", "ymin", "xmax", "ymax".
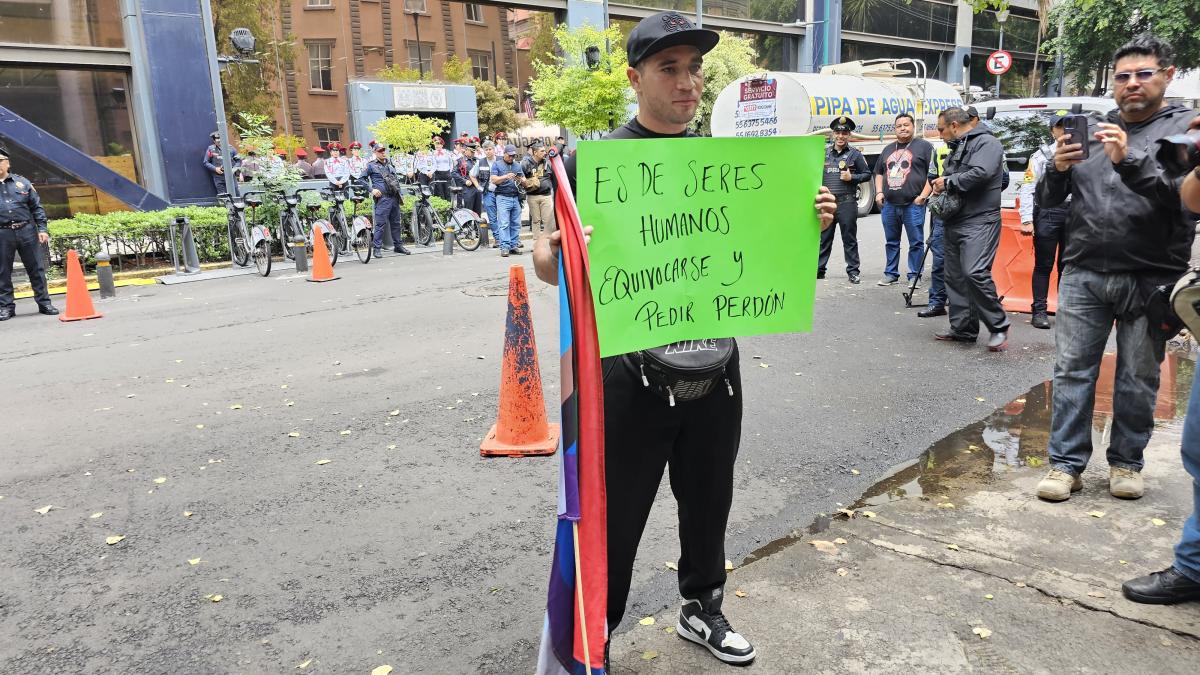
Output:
[
  {"xmin": 179, "ymin": 217, "xmax": 201, "ymax": 274},
  {"xmin": 291, "ymin": 236, "xmax": 308, "ymax": 274},
  {"xmin": 95, "ymin": 251, "xmax": 117, "ymax": 299},
  {"xmin": 479, "ymin": 221, "xmax": 490, "ymax": 248},
  {"xmin": 443, "ymin": 224, "xmax": 454, "ymax": 256}
]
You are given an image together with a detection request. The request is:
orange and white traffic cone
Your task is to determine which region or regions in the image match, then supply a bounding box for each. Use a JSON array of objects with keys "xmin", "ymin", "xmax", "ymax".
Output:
[
  {"xmin": 59, "ymin": 249, "xmax": 102, "ymax": 322},
  {"xmin": 307, "ymin": 227, "xmax": 339, "ymax": 283},
  {"xmin": 480, "ymin": 265, "xmax": 560, "ymax": 457}
]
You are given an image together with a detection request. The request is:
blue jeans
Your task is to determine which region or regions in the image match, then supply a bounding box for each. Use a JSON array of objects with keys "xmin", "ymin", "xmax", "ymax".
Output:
[
  {"xmin": 881, "ymin": 202, "xmax": 926, "ymax": 280},
  {"xmin": 928, "ymin": 217, "xmax": 946, "ymax": 307},
  {"xmin": 1048, "ymin": 266, "xmax": 1164, "ymax": 476},
  {"xmin": 1175, "ymin": 374, "xmax": 1200, "ymax": 583},
  {"xmin": 483, "ymin": 191, "xmax": 498, "ymax": 234},
  {"xmin": 496, "ymin": 194, "xmax": 522, "ymax": 251}
]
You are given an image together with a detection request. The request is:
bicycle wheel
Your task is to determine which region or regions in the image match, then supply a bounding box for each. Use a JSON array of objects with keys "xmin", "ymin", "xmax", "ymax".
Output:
[
  {"xmin": 324, "ymin": 231, "xmax": 339, "ymax": 267},
  {"xmin": 253, "ymin": 238, "xmax": 272, "ymax": 276},
  {"xmin": 352, "ymin": 221, "xmax": 372, "ymax": 263},
  {"xmin": 229, "ymin": 214, "xmax": 251, "ymax": 267},
  {"xmin": 416, "ymin": 206, "xmax": 434, "ymax": 246},
  {"xmin": 281, "ymin": 213, "xmax": 299, "ymax": 260},
  {"xmin": 455, "ymin": 216, "xmax": 481, "ymax": 251},
  {"xmin": 335, "ymin": 212, "xmax": 350, "ymax": 253}
]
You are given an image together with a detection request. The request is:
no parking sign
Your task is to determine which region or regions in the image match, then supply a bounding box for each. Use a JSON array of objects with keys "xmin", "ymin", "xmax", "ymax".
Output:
[{"xmin": 987, "ymin": 50, "xmax": 1013, "ymax": 76}]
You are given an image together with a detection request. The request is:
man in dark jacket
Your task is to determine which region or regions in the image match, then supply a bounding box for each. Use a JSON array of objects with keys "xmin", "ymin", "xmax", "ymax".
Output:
[
  {"xmin": 931, "ymin": 106, "xmax": 1009, "ymax": 351},
  {"xmin": 1035, "ymin": 35, "xmax": 1197, "ymax": 503}
]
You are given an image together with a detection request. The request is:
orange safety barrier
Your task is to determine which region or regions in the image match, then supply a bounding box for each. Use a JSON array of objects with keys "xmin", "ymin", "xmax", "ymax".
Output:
[
  {"xmin": 481, "ymin": 265, "xmax": 561, "ymax": 457},
  {"xmin": 993, "ymin": 208, "xmax": 1059, "ymax": 314},
  {"xmin": 307, "ymin": 227, "xmax": 340, "ymax": 283},
  {"xmin": 59, "ymin": 249, "xmax": 103, "ymax": 322}
]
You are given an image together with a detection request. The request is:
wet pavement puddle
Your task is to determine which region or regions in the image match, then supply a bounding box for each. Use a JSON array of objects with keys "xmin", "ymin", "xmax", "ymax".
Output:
[{"xmin": 744, "ymin": 349, "xmax": 1196, "ymax": 564}]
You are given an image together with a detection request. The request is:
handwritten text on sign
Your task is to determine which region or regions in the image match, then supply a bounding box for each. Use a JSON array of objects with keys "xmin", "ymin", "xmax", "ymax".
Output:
[{"xmin": 578, "ymin": 136, "xmax": 825, "ymax": 358}]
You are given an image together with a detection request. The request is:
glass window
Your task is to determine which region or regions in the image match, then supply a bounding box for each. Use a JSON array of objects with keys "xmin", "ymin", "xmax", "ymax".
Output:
[
  {"xmin": 468, "ymin": 50, "xmax": 491, "ymax": 81},
  {"xmin": 308, "ymin": 42, "xmax": 333, "ymax": 91},
  {"xmin": 971, "ymin": 11, "xmax": 1042, "ymax": 55},
  {"xmin": 407, "ymin": 42, "xmax": 433, "ymax": 73},
  {"xmin": 0, "ymin": 0, "xmax": 125, "ymax": 48},
  {"xmin": 969, "ymin": 53, "xmax": 1051, "ymax": 98},
  {"xmin": 842, "ymin": 40, "xmax": 954, "ymax": 81},
  {"xmin": 314, "ymin": 126, "xmax": 342, "ymax": 145},
  {"xmin": 403, "ymin": 0, "xmax": 428, "ymax": 13},
  {"xmin": 842, "ymin": 0, "xmax": 957, "ymax": 45},
  {"xmin": 306, "ymin": 0, "xmax": 332, "ymax": 6},
  {"xmin": 0, "ymin": 66, "xmax": 141, "ymax": 218},
  {"xmin": 464, "ymin": 3, "xmax": 484, "ymax": 22}
]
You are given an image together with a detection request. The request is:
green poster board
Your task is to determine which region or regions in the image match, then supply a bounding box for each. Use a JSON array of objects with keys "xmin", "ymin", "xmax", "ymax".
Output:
[{"xmin": 577, "ymin": 135, "xmax": 825, "ymax": 358}]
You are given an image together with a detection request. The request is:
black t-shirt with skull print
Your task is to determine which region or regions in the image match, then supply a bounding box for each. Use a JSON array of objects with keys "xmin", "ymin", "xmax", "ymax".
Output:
[{"xmin": 872, "ymin": 138, "xmax": 934, "ymax": 206}]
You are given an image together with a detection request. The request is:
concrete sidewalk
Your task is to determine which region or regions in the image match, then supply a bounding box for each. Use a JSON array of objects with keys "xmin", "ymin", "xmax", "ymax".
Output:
[{"xmin": 610, "ymin": 386, "xmax": 1200, "ymax": 673}]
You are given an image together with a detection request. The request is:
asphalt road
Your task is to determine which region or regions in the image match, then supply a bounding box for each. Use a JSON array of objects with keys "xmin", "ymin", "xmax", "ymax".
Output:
[{"xmin": 0, "ymin": 217, "xmax": 1059, "ymax": 673}]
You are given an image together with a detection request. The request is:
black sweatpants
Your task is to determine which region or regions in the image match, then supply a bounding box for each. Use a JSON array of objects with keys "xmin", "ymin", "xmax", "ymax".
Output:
[
  {"xmin": 944, "ymin": 217, "xmax": 1010, "ymax": 337},
  {"xmin": 603, "ymin": 347, "xmax": 742, "ymax": 631},
  {"xmin": 1031, "ymin": 204, "xmax": 1068, "ymax": 314},
  {"xmin": 817, "ymin": 197, "xmax": 860, "ymax": 276}
]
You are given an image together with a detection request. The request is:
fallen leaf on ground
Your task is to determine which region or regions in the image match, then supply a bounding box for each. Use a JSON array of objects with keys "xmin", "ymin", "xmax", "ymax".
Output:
[
  {"xmin": 860, "ymin": 511, "xmax": 877, "ymax": 519},
  {"xmin": 387, "ymin": 444, "xmax": 397, "ymax": 450},
  {"xmin": 938, "ymin": 503, "xmax": 955, "ymax": 509},
  {"xmin": 229, "ymin": 404, "xmax": 242, "ymax": 410},
  {"xmin": 664, "ymin": 561, "xmax": 678, "ymax": 571},
  {"xmin": 641, "ymin": 651, "xmax": 658, "ymax": 661},
  {"xmin": 837, "ymin": 508, "xmax": 857, "ymax": 518},
  {"xmin": 370, "ymin": 666, "xmax": 393, "ymax": 675},
  {"xmin": 850, "ymin": 469, "xmax": 860, "ymax": 475},
  {"xmin": 183, "ymin": 511, "xmax": 194, "ymax": 517},
  {"xmin": 833, "ymin": 538, "xmax": 848, "ymax": 545},
  {"xmin": 1151, "ymin": 518, "xmax": 1166, "ymax": 527},
  {"xmin": 946, "ymin": 544, "xmax": 960, "ymax": 551},
  {"xmin": 209, "ymin": 594, "xmax": 223, "ymax": 603},
  {"xmin": 34, "ymin": 505, "xmax": 53, "ymax": 515},
  {"xmin": 975, "ymin": 397, "xmax": 985, "ymax": 402},
  {"xmin": 105, "ymin": 535, "xmax": 125, "ymax": 545},
  {"xmin": 389, "ymin": 409, "xmax": 401, "ymax": 416},
  {"xmin": 165, "ymin": 379, "xmax": 175, "ymax": 384},
  {"xmin": 1088, "ymin": 511, "xmax": 1106, "ymax": 518},
  {"xmin": 188, "ymin": 558, "xmax": 203, "ymax": 565},
  {"xmin": 195, "ymin": 424, "xmax": 205, "ymax": 430},
  {"xmin": 286, "ymin": 401, "xmax": 295, "ymax": 407},
  {"xmin": 1087, "ymin": 591, "xmax": 1107, "ymax": 598},
  {"xmin": 1016, "ymin": 582, "xmax": 1027, "ymax": 587},
  {"xmin": 972, "ymin": 626, "xmax": 993, "ymax": 639},
  {"xmin": 984, "ymin": 594, "xmax": 994, "ymax": 600},
  {"xmin": 725, "ymin": 559, "xmax": 734, "ymax": 571},
  {"xmin": 1119, "ymin": 560, "xmax": 1128, "ymax": 565},
  {"xmin": 759, "ymin": 363, "xmax": 769, "ymax": 368},
  {"xmin": 1026, "ymin": 456, "xmax": 1045, "ymax": 467},
  {"xmin": 90, "ymin": 512, "xmax": 103, "ymax": 519},
  {"xmin": 638, "ymin": 617, "xmax": 655, "ymax": 626},
  {"xmin": 296, "ymin": 659, "xmax": 313, "ymax": 669},
  {"xmin": 734, "ymin": 590, "xmax": 747, "ymax": 597},
  {"xmin": 836, "ymin": 568, "xmax": 849, "ymax": 577},
  {"xmin": 809, "ymin": 540, "xmax": 838, "ymax": 554},
  {"xmin": 664, "ymin": 626, "xmax": 675, "ymax": 634},
  {"xmin": 153, "ymin": 477, "xmax": 167, "ymax": 484},
  {"xmin": 315, "ymin": 459, "xmax": 332, "ymax": 465},
  {"xmin": 339, "ymin": 430, "xmax": 351, "ymax": 436},
  {"xmin": 287, "ymin": 432, "xmax": 300, "ymax": 438}
]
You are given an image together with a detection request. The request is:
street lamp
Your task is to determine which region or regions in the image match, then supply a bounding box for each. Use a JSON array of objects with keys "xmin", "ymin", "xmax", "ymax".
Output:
[
  {"xmin": 996, "ymin": 9, "xmax": 1009, "ymax": 98},
  {"xmin": 404, "ymin": 0, "xmax": 425, "ymax": 80},
  {"xmin": 584, "ymin": 46, "xmax": 601, "ymax": 71}
]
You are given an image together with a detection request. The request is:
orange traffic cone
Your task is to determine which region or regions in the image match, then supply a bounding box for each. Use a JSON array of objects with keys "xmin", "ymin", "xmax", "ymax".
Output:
[
  {"xmin": 60, "ymin": 249, "xmax": 102, "ymax": 322},
  {"xmin": 480, "ymin": 265, "xmax": 560, "ymax": 457},
  {"xmin": 307, "ymin": 227, "xmax": 339, "ymax": 283}
]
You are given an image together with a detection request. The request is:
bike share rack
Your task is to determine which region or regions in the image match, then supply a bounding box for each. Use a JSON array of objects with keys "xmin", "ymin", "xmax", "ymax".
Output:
[{"xmin": 168, "ymin": 216, "xmax": 202, "ymax": 275}]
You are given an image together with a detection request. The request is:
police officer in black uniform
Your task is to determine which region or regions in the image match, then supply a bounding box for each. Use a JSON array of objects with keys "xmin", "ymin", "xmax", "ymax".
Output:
[
  {"xmin": 202, "ymin": 131, "xmax": 241, "ymax": 194},
  {"xmin": 0, "ymin": 146, "xmax": 58, "ymax": 320},
  {"xmin": 817, "ymin": 116, "xmax": 870, "ymax": 283},
  {"xmin": 533, "ymin": 13, "xmax": 837, "ymax": 668}
]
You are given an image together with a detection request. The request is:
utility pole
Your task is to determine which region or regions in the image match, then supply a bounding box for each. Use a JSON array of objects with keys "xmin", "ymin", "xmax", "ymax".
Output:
[{"xmin": 995, "ymin": 9, "xmax": 1009, "ymax": 99}]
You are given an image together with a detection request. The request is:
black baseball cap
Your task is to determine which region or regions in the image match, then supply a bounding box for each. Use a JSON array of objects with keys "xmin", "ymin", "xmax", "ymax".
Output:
[
  {"xmin": 965, "ymin": 106, "xmax": 980, "ymax": 119},
  {"xmin": 626, "ymin": 12, "xmax": 719, "ymax": 68}
]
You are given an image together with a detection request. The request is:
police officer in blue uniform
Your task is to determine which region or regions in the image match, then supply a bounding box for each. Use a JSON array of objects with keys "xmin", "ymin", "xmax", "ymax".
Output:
[
  {"xmin": 202, "ymin": 131, "xmax": 241, "ymax": 194},
  {"xmin": 0, "ymin": 146, "xmax": 58, "ymax": 320},
  {"xmin": 817, "ymin": 116, "xmax": 870, "ymax": 283},
  {"xmin": 363, "ymin": 143, "xmax": 411, "ymax": 257}
]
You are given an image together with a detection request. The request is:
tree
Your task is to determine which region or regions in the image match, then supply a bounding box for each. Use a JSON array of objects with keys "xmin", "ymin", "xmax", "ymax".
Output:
[
  {"xmin": 376, "ymin": 65, "xmax": 423, "ymax": 82},
  {"xmin": 367, "ymin": 115, "xmax": 449, "ymax": 154},
  {"xmin": 212, "ymin": 0, "xmax": 289, "ymax": 121},
  {"xmin": 475, "ymin": 78, "xmax": 522, "ymax": 138},
  {"xmin": 1046, "ymin": 0, "xmax": 1200, "ymax": 96},
  {"xmin": 694, "ymin": 33, "xmax": 758, "ymax": 135},
  {"xmin": 527, "ymin": 13, "xmax": 557, "ymax": 72},
  {"xmin": 529, "ymin": 24, "xmax": 633, "ymax": 138},
  {"xmin": 442, "ymin": 54, "xmax": 471, "ymax": 83}
]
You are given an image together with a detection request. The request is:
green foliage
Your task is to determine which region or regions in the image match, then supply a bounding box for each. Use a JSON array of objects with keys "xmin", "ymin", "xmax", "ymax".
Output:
[
  {"xmin": 442, "ymin": 54, "xmax": 472, "ymax": 83},
  {"xmin": 367, "ymin": 115, "xmax": 449, "ymax": 154},
  {"xmin": 475, "ymin": 78, "xmax": 521, "ymax": 138},
  {"xmin": 213, "ymin": 0, "xmax": 286, "ymax": 119},
  {"xmin": 1046, "ymin": 0, "xmax": 1200, "ymax": 96},
  {"xmin": 529, "ymin": 23, "xmax": 633, "ymax": 138},
  {"xmin": 233, "ymin": 112, "xmax": 274, "ymax": 139},
  {"xmin": 245, "ymin": 160, "xmax": 304, "ymax": 229},
  {"xmin": 377, "ymin": 64, "xmax": 424, "ymax": 82},
  {"xmin": 694, "ymin": 34, "xmax": 758, "ymax": 136},
  {"xmin": 528, "ymin": 14, "xmax": 557, "ymax": 71},
  {"xmin": 48, "ymin": 206, "xmax": 231, "ymax": 269},
  {"xmin": 273, "ymin": 134, "xmax": 305, "ymax": 161}
]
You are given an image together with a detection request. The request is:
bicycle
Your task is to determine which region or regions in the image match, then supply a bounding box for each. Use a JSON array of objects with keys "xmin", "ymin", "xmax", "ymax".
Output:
[
  {"xmin": 217, "ymin": 190, "xmax": 272, "ymax": 276},
  {"xmin": 275, "ymin": 188, "xmax": 338, "ymax": 268},
  {"xmin": 410, "ymin": 180, "xmax": 483, "ymax": 251},
  {"xmin": 321, "ymin": 184, "xmax": 372, "ymax": 264}
]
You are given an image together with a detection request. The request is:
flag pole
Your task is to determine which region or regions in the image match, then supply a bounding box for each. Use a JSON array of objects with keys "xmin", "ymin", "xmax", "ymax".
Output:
[{"xmin": 572, "ymin": 521, "xmax": 594, "ymax": 675}]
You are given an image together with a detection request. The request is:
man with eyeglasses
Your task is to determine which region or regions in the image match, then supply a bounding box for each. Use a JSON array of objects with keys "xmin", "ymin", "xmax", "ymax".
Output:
[
  {"xmin": 0, "ymin": 146, "xmax": 58, "ymax": 320},
  {"xmin": 1035, "ymin": 34, "xmax": 1197, "ymax": 503}
]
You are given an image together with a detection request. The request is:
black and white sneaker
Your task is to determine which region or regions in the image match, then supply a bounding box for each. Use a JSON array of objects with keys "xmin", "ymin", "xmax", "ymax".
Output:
[{"xmin": 676, "ymin": 589, "xmax": 756, "ymax": 665}]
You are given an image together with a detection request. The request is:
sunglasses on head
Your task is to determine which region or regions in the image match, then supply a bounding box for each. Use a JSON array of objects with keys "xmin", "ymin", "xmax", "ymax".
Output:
[{"xmin": 1114, "ymin": 67, "xmax": 1166, "ymax": 84}]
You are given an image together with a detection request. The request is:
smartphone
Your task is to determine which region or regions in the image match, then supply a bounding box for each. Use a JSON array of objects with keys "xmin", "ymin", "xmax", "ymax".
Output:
[{"xmin": 1062, "ymin": 114, "xmax": 1090, "ymax": 159}]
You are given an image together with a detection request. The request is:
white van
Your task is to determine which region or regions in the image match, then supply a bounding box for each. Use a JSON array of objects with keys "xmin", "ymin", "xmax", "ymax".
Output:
[{"xmin": 976, "ymin": 97, "xmax": 1116, "ymax": 209}]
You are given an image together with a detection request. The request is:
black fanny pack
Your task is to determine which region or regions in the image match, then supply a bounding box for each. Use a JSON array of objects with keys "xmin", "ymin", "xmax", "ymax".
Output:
[{"xmin": 625, "ymin": 338, "xmax": 736, "ymax": 406}]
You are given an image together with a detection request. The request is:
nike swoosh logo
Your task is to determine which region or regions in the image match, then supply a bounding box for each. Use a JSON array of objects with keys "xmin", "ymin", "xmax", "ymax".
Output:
[{"xmin": 687, "ymin": 615, "xmax": 711, "ymax": 640}]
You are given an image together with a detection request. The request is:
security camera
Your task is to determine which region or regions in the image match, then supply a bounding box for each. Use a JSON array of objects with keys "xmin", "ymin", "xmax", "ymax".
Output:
[{"xmin": 230, "ymin": 28, "xmax": 256, "ymax": 57}]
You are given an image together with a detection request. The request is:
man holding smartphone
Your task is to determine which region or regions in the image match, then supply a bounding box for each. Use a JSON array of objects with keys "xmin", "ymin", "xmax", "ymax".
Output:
[{"xmin": 1035, "ymin": 35, "xmax": 1196, "ymax": 502}]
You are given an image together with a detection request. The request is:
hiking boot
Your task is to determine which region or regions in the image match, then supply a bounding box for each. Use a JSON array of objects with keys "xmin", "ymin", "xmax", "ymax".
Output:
[
  {"xmin": 1122, "ymin": 567, "xmax": 1200, "ymax": 604},
  {"xmin": 1109, "ymin": 467, "xmax": 1145, "ymax": 499},
  {"xmin": 1031, "ymin": 311, "xmax": 1051, "ymax": 329},
  {"xmin": 677, "ymin": 588, "xmax": 756, "ymax": 666},
  {"xmin": 876, "ymin": 275, "xmax": 899, "ymax": 286},
  {"xmin": 1036, "ymin": 469, "xmax": 1082, "ymax": 501}
]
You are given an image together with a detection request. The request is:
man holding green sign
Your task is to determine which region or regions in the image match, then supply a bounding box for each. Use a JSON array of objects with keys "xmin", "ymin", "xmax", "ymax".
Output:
[{"xmin": 533, "ymin": 12, "xmax": 835, "ymax": 668}]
